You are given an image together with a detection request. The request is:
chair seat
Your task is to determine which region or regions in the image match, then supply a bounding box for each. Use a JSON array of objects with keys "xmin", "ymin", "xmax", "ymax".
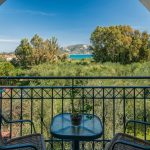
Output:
[
  {"xmin": 0, "ymin": 112, "xmax": 46, "ymax": 149},
  {"xmin": 105, "ymin": 133, "xmax": 150, "ymax": 150},
  {"xmin": 6, "ymin": 134, "xmax": 46, "ymax": 150}
]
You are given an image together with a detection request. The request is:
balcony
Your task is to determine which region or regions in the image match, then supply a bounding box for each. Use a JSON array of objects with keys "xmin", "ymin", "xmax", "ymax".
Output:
[{"xmin": 0, "ymin": 76, "xmax": 150, "ymax": 150}]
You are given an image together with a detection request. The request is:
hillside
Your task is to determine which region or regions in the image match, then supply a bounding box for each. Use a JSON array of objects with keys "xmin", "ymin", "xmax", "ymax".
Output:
[{"xmin": 61, "ymin": 44, "xmax": 92, "ymax": 54}]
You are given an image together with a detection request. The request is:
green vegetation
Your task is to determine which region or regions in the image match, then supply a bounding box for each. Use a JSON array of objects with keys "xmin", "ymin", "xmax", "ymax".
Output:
[
  {"xmin": 0, "ymin": 61, "xmax": 15, "ymax": 76},
  {"xmin": 91, "ymin": 25, "xmax": 150, "ymax": 64},
  {"xmin": 1, "ymin": 59, "xmax": 150, "ymax": 86},
  {"xmin": 6, "ymin": 60, "xmax": 150, "ymax": 78}
]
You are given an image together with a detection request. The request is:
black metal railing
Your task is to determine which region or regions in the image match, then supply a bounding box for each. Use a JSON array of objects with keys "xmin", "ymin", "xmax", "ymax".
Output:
[{"xmin": 0, "ymin": 76, "xmax": 150, "ymax": 150}]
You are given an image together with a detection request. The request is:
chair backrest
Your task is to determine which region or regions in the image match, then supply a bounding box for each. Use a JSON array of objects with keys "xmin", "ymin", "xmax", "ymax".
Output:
[
  {"xmin": 0, "ymin": 113, "xmax": 7, "ymax": 123},
  {"xmin": 0, "ymin": 92, "xmax": 6, "ymax": 145},
  {"xmin": 0, "ymin": 112, "xmax": 8, "ymax": 145},
  {"xmin": 107, "ymin": 133, "xmax": 150, "ymax": 150},
  {"xmin": 0, "ymin": 129, "xmax": 5, "ymax": 145}
]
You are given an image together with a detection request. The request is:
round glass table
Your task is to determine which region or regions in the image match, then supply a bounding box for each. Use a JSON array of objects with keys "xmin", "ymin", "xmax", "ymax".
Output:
[{"xmin": 50, "ymin": 113, "xmax": 103, "ymax": 150}]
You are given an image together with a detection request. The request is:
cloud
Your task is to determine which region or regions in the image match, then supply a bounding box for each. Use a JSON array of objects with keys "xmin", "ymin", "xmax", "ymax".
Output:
[
  {"xmin": 132, "ymin": 25, "xmax": 150, "ymax": 32},
  {"xmin": 0, "ymin": 39, "xmax": 19, "ymax": 43},
  {"xmin": 21, "ymin": 10, "xmax": 56, "ymax": 17},
  {"xmin": 2, "ymin": 9, "xmax": 56, "ymax": 17}
]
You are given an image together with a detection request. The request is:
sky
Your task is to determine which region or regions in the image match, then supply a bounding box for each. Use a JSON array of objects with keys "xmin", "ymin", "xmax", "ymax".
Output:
[{"xmin": 0, "ymin": 0, "xmax": 150, "ymax": 52}]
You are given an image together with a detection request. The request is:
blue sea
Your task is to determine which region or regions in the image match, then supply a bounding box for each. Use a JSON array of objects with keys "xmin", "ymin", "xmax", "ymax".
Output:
[{"xmin": 69, "ymin": 54, "xmax": 93, "ymax": 60}]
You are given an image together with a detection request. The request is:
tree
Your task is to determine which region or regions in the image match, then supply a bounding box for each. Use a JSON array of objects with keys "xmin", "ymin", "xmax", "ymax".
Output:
[
  {"xmin": 14, "ymin": 35, "xmax": 61, "ymax": 68},
  {"xmin": 15, "ymin": 39, "xmax": 33, "ymax": 67},
  {"xmin": 139, "ymin": 31, "xmax": 150, "ymax": 61},
  {"xmin": 0, "ymin": 62, "xmax": 15, "ymax": 76},
  {"xmin": 31, "ymin": 34, "xmax": 46, "ymax": 65},
  {"xmin": 90, "ymin": 25, "xmax": 150, "ymax": 64},
  {"xmin": 44, "ymin": 37, "xmax": 60, "ymax": 60},
  {"xmin": 31, "ymin": 35, "xmax": 60, "ymax": 64}
]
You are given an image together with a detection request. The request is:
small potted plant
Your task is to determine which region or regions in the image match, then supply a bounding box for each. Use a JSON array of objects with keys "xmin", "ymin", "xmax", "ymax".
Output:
[
  {"xmin": 71, "ymin": 109, "xmax": 82, "ymax": 126},
  {"xmin": 70, "ymin": 89, "xmax": 92, "ymax": 126}
]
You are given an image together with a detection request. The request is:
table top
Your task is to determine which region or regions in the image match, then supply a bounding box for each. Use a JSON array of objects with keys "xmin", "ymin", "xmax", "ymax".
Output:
[{"xmin": 50, "ymin": 113, "xmax": 103, "ymax": 141}]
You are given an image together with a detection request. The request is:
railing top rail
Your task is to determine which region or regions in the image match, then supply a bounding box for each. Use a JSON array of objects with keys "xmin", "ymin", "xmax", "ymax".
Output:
[
  {"xmin": 0, "ymin": 85, "xmax": 150, "ymax": 88},
  {"xmin": 0, "ymin": 76, "xmax": 150, "ymax": 80}
]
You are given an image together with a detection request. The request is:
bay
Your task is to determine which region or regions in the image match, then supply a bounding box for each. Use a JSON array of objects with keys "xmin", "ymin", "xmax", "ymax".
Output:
[{"xmin": 69, "ymin": 54, "xmax": 93, "ymax": 60}]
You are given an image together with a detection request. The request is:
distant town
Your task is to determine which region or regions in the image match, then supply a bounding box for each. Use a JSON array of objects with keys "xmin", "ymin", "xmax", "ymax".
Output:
[{"xmin": 0, "ymin": 53, "xmax": 16, "ymax": 61}]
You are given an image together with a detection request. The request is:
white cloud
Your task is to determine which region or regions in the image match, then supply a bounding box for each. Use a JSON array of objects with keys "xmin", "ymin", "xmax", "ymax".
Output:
[
  {"xmin": 21, "ymin": 10, "xmax": 56, "ymax": 17},
  {"xmin": 134, "ymin": 26, "xmax": 150, "ymax": 33},
  {"xmin": 0, "ymin": 39, "xmax": 19, "ymax": 52},
  {"xmin": 2, "ymin": 9, "xmax": 56, "ymax": 17},
  {"xmin": 0, "ymin": 39, "xmax": 19, "ymax": 43},
  {"xmin": 0, "ymin": 40, "xmax": 19, "ymax": 52}
]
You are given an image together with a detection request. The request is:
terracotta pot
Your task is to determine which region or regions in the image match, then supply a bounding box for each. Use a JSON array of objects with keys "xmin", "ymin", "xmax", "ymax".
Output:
[{"xmin": 71, "ymin": 114, "xmax": 82, "ymax": 126}]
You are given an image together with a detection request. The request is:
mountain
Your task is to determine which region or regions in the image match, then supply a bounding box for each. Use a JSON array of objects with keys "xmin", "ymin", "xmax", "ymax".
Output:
[{"xmin": 61, "ymin": 44, "xmax": 92, "ymax": 54}]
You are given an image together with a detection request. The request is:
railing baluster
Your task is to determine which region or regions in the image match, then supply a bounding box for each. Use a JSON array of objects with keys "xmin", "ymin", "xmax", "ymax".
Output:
[
  {"xmin": 20, "ymin": 88, "xmax": 23, "ymax": 136},
  {"xmin": 133, "ymin": 88, "xmax": 136, "ymax": 137},
  {"xmin": 51, "ymin": 88, "xmax": 54, "ymax": 150},
  {"xmin": 144, "ymin": 88, "xmax": 147, "ymax": 140},
  {"xmin": 62, "ymin": 88, "xmax": 64, "ymax": 114},
  {"xmin": 92, "ymin": 87, "xmax": 95, "ymax": 150},
  {"xmin": 61, "ymin": 88, "xmax": 64, "ymax": 150},
  {"xmin": 0, "ymin": 87, "xmax": 2, "ymax": 132},
  {"xmin": 31, "ymin": 88, "xmax": 33, "ymax": 134},
  {"xmin": 82, "ymin": 87, "xmax": 85, "ymax": 150},
  {"xmin": 102, "ymin": 87, "xmax": 105, "ymax": 149},
  {"xmin": 113, "ymin": 88, "xmax": 115, "ymax": 136},
  {"xmin": 71, "ymin": 79, "xmax": 74, "ymax": 113},
  {"xmin": 82, "ymin": 87, "xmax": 84, "ymax": 116},
  {"xmin": 10, "ymin": 88, "xmax": 13, "ymax": 138},
  {"xmin": 123, "ymin": 88, "xmax": 126, "ymax": 133},
  {"xmin": 92, "ymin": 88, "xmax": 95, "ymax": 116},
  {"xmin": 41, "ymin": 88, "xmax": 44, "ymax": 134}
]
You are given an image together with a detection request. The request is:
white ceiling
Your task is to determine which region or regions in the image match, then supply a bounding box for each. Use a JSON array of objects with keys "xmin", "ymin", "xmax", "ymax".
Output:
[
  {"xmin": 0, "ymin": 0, "xmax": 6, "ymax": 5},
  {"xmin": 140, "ymin": 0, "xmax": 150, "ymax": 11}
]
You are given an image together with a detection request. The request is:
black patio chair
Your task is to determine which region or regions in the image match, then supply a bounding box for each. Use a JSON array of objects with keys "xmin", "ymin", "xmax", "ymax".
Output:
[
  {"xmin": 105, "ymin": 120, "xmax": 150, "ymax": 150},
  {"xmin": 0, "ymin": 113, "xmax": 46, "ymax": 150}
]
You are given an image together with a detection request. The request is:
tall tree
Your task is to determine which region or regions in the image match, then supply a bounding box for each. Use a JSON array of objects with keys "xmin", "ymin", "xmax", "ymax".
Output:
[
  {"xmin": 91, "ymin": 25, "xmax": 150, "ymax": 64},
  {"xmin": 45, "ymin": 37, "xmax": 60, "ymax": 60},
  {"xmin": 15, "ymin": 39, "xmax": 33, "ymax": 67},
  {"xmin": 31, "ymin": 34, "xmax": 45, "ymax": 65}
]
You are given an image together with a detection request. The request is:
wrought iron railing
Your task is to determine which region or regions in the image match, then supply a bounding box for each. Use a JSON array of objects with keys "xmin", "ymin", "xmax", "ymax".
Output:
[{"xmin": 0, "ymin": 76, "xmax": 150, "ymax": 150}]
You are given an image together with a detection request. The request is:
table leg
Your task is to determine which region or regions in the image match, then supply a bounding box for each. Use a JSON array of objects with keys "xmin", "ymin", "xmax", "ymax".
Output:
[{"xmin": 72, "ymin": 140, "xmax": 79, "ymax": 150}]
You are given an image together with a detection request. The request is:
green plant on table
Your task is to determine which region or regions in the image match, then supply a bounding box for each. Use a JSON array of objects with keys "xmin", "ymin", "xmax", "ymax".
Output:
[{"xmin": 70, "ymin": 88, "xmax": 93, "ymax": 119}]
